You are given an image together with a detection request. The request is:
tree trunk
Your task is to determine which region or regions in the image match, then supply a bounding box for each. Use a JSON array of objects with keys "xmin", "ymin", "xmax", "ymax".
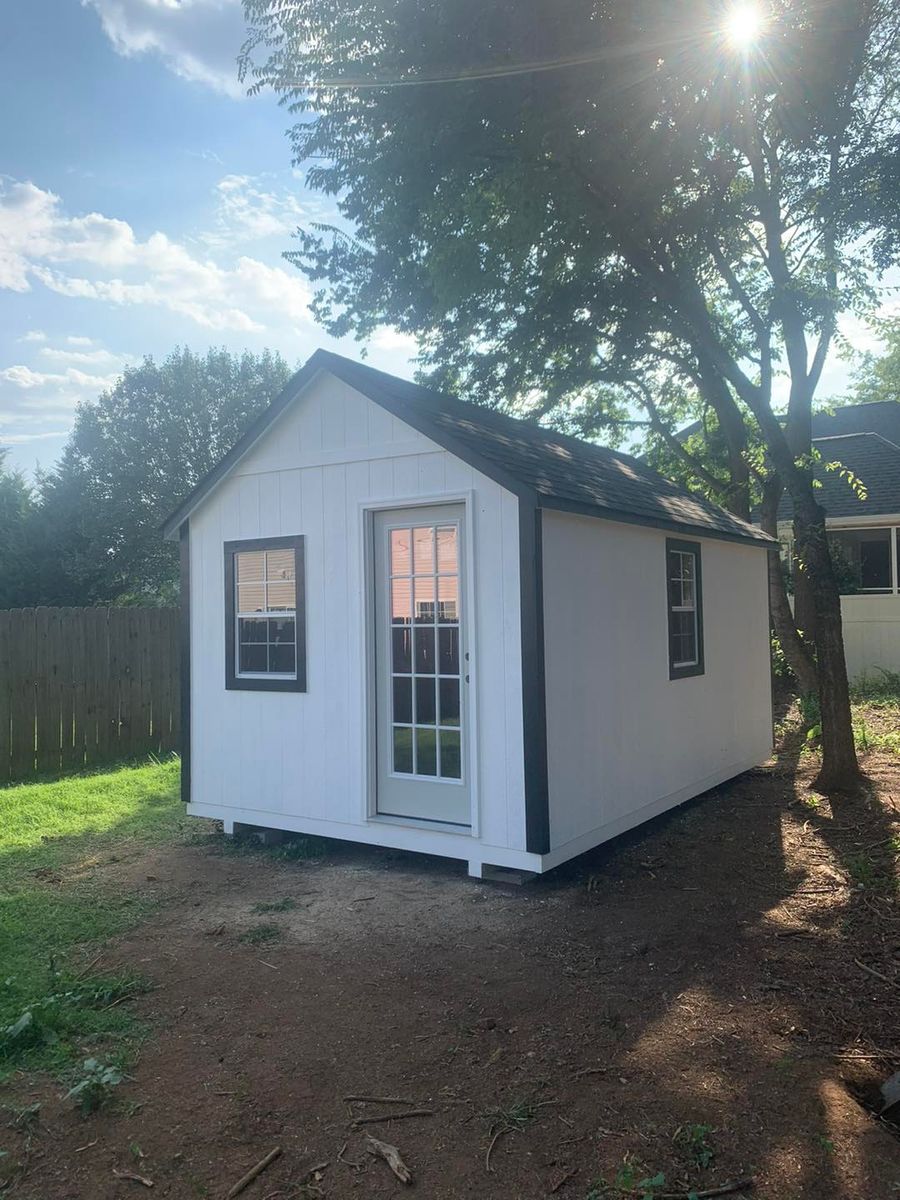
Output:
[
  {"xmin": 789, "ymin": 479, "xmax": 861, "ymax": 792},
  {"xmin": 792, "ymin": 519, "xmax": 818, "ymax": 644},
  {"xmin": 759, "ymin": 477, "xmax": 817, "ymax": 696}
]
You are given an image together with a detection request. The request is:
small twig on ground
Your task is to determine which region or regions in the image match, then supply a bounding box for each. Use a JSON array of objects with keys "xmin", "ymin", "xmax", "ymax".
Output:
[
  {"xmin": 616, "ymin": 1179, "xmax": 754, "ymax": 1199},
  {"xmin": 854, "ymin": 958, "xmax": 898, "ymax": 988},
  {"xmin": 365, "ymin": 1134, "xmax": 412, "ymax": 1184},
  {"xmin": 344, "ymin": 1095, "xmax": 417, "ymax": 1105},
  {"xmin": 348, "ymin": 896, "xmax": 376, "ymax": 905},
  {"xmin": 258, "ymin": 960, "xmax": 279, "ymax": 971},
  {"xmin": 112, "ymin": 1168, "xmax": 154, "ymax": 1188},
  {"xmin": 226, "ymin": 1147, "xmax": 282, "ymax": 1199},
  {"xmin": 337, "ymin": 1142, "xmax": 365, "ymax": 1171},
  {"xmin": 75, "ymin": 1140, "xmax": 98, "ymax": 1153},
  {"xmin": 102, "ymin": 993, "xmax": 139, "ymax": 1011},
  {"xmin": 484, "ymin": 1126, "xmax": 507, "ymax": 1172},
  {"xmin": 571, "ymin": 1066, "xmax": 607, "ymax": 1079},
  {"xmin": 351, "ymin": 1109, "xmax": 433, "ymax": 1128}
]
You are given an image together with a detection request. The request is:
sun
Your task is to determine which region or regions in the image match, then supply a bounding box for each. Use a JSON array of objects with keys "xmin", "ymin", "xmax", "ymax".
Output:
[{"xmin": 724, "ymin": 3, "xmax": 765, "ymax": 49}]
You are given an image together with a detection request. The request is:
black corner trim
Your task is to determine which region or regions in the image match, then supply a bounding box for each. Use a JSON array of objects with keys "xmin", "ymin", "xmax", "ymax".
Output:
[
  {"xmin": 225, "ymin": 536, "xmax": 307, "ymax": 692},
  {"xmin": 180, "ymin": 522, "xmax": 191, "ymax": 806},
  {"xmin": 520, "ymin": 499, "xmax": 550, "ymax": 855},
  {"xmin": 666, "ymin": 537, "xmax": 705, "ymax": 680}
]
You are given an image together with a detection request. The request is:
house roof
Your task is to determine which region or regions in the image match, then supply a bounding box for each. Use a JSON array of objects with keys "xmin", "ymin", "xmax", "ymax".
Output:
[
  {"xmin": 162, "ymin": 349, "xmax": 773, "ymax": 546},
  {"xmin": 811, "ymin": 400, "xmax": 900, "ymax": 445},
  {"xmin": 778, "ymin": 431, "xmax": 900, "ymax": 521}
]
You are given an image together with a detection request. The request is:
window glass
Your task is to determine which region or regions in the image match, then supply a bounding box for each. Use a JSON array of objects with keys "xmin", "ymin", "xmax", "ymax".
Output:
[
  {"xmin": 389, "ymin": 521, "xmax": 462, "ymax": 781},
  {"xmin": 234, "ymin": 547, "xmax": 299, "ymax": 678},
  {"xmin": 667, "ymin": 543, "xmax": 703, "ymax": 677},
  {"xmin": 828, "ymin": 528, "xmax": 892, "ymax": 594}
]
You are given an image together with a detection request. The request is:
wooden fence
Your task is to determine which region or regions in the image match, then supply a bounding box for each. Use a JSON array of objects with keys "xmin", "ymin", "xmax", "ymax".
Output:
[{"xmin": 0, "ymin": 607, "xmax": 180, "ymax": 784}]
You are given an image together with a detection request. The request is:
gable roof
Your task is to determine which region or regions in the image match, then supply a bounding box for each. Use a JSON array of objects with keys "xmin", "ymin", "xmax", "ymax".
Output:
[
  {"xmin": 162, "ymin": 349, "xmax": 772, "ymax": 546},
  {"xmin": 812, "ymin": 401, "xmax": 900, "ymax": 445},
  {"xmin": 778, "ymin": 431, "xmax": 900, "ymax": 521}
]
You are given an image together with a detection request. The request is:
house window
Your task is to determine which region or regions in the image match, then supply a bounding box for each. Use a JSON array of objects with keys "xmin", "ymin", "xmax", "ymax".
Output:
[
  {"xmin": 666, "ymin": 539, "xmax": 704, "ymax": 679},
  {"xmin": 224, "ymin": 537, "xmax": 306, "ymax": 692},
  {"xmin": 827, "ymin": 527, "xmax": 895, "ymax": 594}
]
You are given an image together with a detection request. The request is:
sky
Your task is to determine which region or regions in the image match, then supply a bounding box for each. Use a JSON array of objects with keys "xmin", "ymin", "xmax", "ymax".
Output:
[
  {"xmin": 1, "ymin": 2, "xmax": 896, "ymax": 478},
  {"xmin": 0, "ymin": 0, "xmax": 417, "ymax": 475}
]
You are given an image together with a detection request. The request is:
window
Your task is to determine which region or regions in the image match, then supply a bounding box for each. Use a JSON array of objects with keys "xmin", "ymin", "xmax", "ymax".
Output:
[
  {"xmin": 388, "ymin": 523, "xmax": 462, "ymax": 780},
  {"xmin": 827, "ymin": 527, "xmax": 896, "ymax": 594},
  {"xmin": 666, "ymin": 539, "xmax": 704, "ymax": 679},
  {"xmin": 224, "ymin": 537, "xmax": 306, "ymax": 691}
]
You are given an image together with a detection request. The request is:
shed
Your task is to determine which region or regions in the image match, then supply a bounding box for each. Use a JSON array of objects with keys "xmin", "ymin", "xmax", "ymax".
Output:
[{"xmin": 163, "ymin": 350, "xmax": 774, "ymax": 877}]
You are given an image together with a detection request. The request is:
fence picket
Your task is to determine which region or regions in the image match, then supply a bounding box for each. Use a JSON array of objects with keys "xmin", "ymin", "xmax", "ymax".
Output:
[{"xmin": 0, "ymin": 607, "xmax": 179, "ymax": 783}]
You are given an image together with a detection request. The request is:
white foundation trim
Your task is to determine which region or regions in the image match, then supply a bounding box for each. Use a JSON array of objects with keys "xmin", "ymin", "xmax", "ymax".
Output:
[{"xmin": 186, "ymin": 802, "xmax": 543, "ymax": 873}]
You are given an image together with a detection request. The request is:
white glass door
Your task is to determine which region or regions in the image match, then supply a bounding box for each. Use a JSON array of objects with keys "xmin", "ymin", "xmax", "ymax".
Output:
[{"xmin": 373, "ymin": 505, "xmax": 470, "ymax": 826}]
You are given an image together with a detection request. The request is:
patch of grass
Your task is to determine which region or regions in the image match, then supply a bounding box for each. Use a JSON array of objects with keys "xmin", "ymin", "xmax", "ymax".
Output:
[
  {"xmin": 850, "ymin": 667, "xmax": 900, "ymax": 708},
  {"xmin": 224, "ymin": 832, "xmax": 328, "ymax": 862},
  {"xmin": 64, "ymin": 1057, "xmax": 125, "ymax": 1115},
  {"xmin": 0, "ymin": 759, "xmax": 183, "ymax": 1077},
  {"xmin": 673, "ymin": 1122, "xmax": 715, "ymax": 1170},
  {"xmin": 239, "ymin": 922, "xmax": 282, "ymax": 945},
  {"xmin": 251, "ymin": 897, "xmax": 297, "ymax": 914},
  {"xmin": 588, "ymin": 1156, "xmax": 668, "ymax": 1198}
]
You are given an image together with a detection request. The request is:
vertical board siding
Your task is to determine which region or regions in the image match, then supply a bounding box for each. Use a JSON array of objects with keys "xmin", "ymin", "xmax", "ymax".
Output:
[
  {"xmin": 189, "ymin": 374, "xmax": 528, "ymax": 850},
  {"xmin": 0, "ymin": 607, "xmax": 180, "ymax": 784},
  {"xmin": 541, "ymin": 514, "xmax": 773, "ymax": 852}
]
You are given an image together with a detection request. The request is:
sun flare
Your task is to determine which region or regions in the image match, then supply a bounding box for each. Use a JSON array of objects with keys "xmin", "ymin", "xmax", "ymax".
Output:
[{"xmin": 724, "ymin": 3, "xmax": 765, "ymax": 48}]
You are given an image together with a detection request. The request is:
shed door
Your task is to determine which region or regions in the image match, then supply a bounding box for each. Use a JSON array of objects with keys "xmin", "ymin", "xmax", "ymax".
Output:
[{"xmin": 373, "ymin": 506, "xmax": 470, "ymax": 827}]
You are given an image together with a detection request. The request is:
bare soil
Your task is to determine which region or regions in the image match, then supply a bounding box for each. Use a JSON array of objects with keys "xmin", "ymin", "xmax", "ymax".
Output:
[{"xmin": 4, "ymin": 748, "xmax": 900, "ymax": 1200}]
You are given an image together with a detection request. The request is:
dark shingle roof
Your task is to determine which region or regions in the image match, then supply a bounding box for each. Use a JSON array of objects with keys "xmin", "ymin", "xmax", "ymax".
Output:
[
  {"xmin": 778, "ymin": 431, "xmax": 900, "ymax": 521},
  {"xmin": 163, "ymin": 350, "xmax": 772, "ymax": 546},
  {"xmin": 812, "ymin": 401, "xmax": 900, "ymax": 445}
]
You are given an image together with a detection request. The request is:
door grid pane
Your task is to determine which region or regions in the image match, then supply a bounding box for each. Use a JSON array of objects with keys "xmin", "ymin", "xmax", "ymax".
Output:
[{"xmin": 388, "ymin": 523, "xmax": 462, "ymax": 780}]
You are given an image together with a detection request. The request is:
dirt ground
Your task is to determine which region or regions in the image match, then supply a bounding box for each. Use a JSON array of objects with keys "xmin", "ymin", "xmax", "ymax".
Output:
[{"xmin": 5, "ymin": 748, "xmax": 900, "ymax": 1200}]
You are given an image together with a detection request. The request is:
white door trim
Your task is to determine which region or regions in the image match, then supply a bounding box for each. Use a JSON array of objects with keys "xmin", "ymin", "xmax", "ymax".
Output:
[{"xmin": 358, "ymin": 491, "xmax": 480, "ymax": 837}]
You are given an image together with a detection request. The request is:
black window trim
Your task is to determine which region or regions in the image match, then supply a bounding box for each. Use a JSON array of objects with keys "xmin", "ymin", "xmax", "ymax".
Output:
[
  {"xmin": 666, "ymin": 537, "xmax": 704, "ymax": 680},
  {"xmin": 225, "ymin": 535, "xmax": 307, "ymax": 692}
]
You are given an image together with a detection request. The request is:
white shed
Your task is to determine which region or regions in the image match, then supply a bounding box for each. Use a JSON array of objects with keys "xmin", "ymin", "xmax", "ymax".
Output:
[{"xmin": 163, "ymin": 350, "xmax": 774, "ymax": 878}]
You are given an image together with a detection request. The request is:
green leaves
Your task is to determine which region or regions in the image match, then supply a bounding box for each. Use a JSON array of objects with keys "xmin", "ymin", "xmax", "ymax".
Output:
[{"xmin": 23, "ymin": 347, "xmax": 292, "ymax": 606}]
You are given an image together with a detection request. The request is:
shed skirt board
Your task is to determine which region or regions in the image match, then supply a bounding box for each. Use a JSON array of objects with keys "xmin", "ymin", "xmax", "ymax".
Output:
[
  {"xmin": 188, "ymin": 756, "xmax": 764, "ymax": 877},
  {"xmin": 372, "ymin": 505, "xmax": 471, "ymax": 827}
]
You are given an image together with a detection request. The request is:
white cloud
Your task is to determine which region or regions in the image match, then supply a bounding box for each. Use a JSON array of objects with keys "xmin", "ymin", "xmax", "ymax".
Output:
[
  {"xmin": 203, "ymin": 174, "xmax": 309, "ymax": 247},
  {"xmin": 82, "ymin": 0, "xmax": 248, "ymax": 97},
  {"xmin": 19, "ymin": 330, "xmax": 47, "ymax": 343},
  {"xmin": 66, "ymin": 336, "xmax": 96, "ymax": 346},
  {"xmin": 0, "ymin": 365, "xmax": 122, "ymax": 393},
  {"xmin": 0, "ymin": 178, "xmax": 313, "ymax": 335},
  {"xmin": 40, "ymin": 346, "xmax": 125, "ymax": 367},
  {"xmin": 0, "ymin": 430, "xmax": 70, "ymax": 445},
  {"xmin": 368, "ymin": 327, "xmax": 419, "ymax": 354}
]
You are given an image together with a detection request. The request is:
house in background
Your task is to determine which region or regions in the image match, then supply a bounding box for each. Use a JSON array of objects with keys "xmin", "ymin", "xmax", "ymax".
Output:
[
  {"xmin": 164, "ymin": 350, "xmax": 773, "ymax": 878},
  {"xmin": 779, "ymin": 401, "xmax": 900, "ymax": 679}
]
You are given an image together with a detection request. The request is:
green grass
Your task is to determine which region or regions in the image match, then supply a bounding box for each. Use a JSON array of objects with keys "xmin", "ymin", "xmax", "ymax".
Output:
[{"xmin": 0, "ymin": 758, "xmax": 184, "ymax": 1077}]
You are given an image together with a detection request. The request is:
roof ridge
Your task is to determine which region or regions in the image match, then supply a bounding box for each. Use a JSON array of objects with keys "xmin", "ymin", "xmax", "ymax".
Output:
[{"xmin": 163, "ymin": 348, "xmax": 773, "ymax": 546}]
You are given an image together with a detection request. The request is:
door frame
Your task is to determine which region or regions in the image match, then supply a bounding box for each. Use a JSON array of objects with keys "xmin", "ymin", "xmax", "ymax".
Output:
[{"xmin": 359, "ymin": 491, "xmax": 480, "ymax": 837}]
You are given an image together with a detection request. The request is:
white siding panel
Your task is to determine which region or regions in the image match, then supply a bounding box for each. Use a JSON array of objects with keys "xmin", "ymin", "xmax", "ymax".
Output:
[
  {"xmin": 188, "ymin": 372, "xmax": 526, "ymax": 858},
  {"xmin": 839, "ymin": 595, "xmax": 900, "ymax": 679},
  {"xmin": 542, "ymin": 512, "xmax": 772, "ymax": 854}
]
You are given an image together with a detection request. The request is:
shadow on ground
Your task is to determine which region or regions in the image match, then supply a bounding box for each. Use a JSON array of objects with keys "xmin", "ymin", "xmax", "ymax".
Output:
[{"xmin": 2, "ymin": 741, "xmax": 899, "ymax": 1200}]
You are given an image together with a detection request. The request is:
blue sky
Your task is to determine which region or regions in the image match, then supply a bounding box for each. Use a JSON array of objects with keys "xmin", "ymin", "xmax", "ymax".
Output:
[
  {"xmin": 0, "ymin": 0, "xmax": 416, "ymax": 474},
  {"xmin": 1, "ymin": 2, "xmax": 894, "ymax": 477}
]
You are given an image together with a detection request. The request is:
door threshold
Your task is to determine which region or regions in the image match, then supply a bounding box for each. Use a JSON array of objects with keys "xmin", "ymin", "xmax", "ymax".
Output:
[{"xmin": 372, "ymin": 812, "xmax": 473, "ymax": 836}]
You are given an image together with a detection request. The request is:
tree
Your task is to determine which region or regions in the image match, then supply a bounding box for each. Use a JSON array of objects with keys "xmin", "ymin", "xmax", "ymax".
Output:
[
  {"xmin": 0, "ymin": 449, "xmax": 37, "ymax": 608},
  {"xmin": 33, "ymin": 347, "xmax": 293, "ymax": 606},
  {"xmin": 242, "ymin": 0, "xmax": 900, "ymax": 790},
  {"xmin": 842, "ymin": 317, "xmax": 900, "ymax": 405}
]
